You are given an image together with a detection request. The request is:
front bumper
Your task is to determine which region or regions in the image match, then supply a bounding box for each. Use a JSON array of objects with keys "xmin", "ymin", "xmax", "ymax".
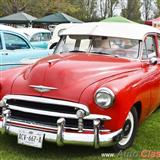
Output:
[
  {"xmin": 0, "ymin": 95, "xmax": 122, "ymax": 148},
  {"xmin": 0, "ymin": 117, "xmax": 122, "ymax": 148}
]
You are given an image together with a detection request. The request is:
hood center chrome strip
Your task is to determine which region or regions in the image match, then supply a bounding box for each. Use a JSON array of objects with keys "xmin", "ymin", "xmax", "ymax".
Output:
[{"xmin": 29, "ymin": 85, "xmax": 58, "ymax": 93}]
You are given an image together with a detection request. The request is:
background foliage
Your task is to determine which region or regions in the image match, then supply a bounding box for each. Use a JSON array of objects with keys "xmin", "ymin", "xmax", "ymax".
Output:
[{"xmin": 0, "ymin": 0, "xmax": 159, "ymax": 22}]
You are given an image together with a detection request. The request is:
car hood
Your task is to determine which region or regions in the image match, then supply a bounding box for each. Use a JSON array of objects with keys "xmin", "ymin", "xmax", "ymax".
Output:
[{"xmin": 11, "ymin": 53, "xmax": 140, "ymax": 102}]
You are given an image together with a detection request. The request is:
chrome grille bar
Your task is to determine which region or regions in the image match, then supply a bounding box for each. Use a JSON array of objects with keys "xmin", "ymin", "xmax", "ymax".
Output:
[
  {"xmin": 3, "ymin": 95, "xmax": 89, "ymax": 114},
  {"xmin": 8, "ymin": 104, "xmax": 111, "ymax": 120}
]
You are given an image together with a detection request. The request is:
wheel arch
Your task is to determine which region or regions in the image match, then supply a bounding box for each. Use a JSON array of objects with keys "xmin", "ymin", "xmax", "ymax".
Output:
[{"xmin": 133, "ymin": 101, "xmax": 142, "ymax": 122}]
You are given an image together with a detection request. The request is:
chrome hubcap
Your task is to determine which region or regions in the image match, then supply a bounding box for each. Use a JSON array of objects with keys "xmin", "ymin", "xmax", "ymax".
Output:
[{"xmin": 123, "ymin": 119, "xmax": 131, "ymax": 136}]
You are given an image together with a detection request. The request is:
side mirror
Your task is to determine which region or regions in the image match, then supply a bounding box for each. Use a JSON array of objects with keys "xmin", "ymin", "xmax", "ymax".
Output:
[{"xmin": 149, "ymin": 57, "xmax": 158, "ymax": 65}]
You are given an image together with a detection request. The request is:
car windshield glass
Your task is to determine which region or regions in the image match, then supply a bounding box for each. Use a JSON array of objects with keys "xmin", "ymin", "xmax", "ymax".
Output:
[
  {"xmin": 54, "ymin": 35, "xmax": 140, "ymax": 59},
  {"xmin": 31, "ymin": 33, "xmax": 51, "ymax": 42}
]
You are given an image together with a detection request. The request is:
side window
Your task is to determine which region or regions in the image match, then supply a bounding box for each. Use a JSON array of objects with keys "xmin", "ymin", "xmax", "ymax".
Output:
[
  {"xmin": 4, "ymin": 33, "xmax": 30, "ymax": 50},
  {"xmin": 142, "ymin": 36, "xmax": 157, "ymax": 59}
]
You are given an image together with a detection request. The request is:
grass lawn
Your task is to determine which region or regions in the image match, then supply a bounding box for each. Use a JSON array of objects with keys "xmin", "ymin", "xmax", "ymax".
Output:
[{"xmin": 0, "ymin": 108, "xmax": 159, "ymax": 160}]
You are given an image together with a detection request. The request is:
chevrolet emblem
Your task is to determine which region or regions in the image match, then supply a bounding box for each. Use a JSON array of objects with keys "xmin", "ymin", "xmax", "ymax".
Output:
[{"xmin": 29, "ymin": 85, "xmax": 57, "ymax": 93}]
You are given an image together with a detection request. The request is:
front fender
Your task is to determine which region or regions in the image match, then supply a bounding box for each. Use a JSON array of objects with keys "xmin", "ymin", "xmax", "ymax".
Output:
[
  {"xmin": 0, "ymin": 65, "xmax": 30, "ymax": 100},
  {"xmin": 79, "ymin": 73, "xmax": 150, "ymax": 131}
]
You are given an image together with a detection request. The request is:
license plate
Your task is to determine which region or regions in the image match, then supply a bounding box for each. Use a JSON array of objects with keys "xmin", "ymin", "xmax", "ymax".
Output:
[{"xmin": 18, "ymin": 128, "xmax": 44, "ymax": 148}]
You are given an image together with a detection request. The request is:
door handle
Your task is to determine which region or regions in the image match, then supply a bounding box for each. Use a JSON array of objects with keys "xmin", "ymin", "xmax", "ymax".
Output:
[{"xmin": 2, "ymin": 53, "xmax": 8, "ymax": 55}]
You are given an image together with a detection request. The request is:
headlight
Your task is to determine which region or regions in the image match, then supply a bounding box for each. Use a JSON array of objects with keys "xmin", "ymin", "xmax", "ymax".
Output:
[{"xmin": 94, "ymin": 87, "xmax": 115, "ymax": 108}]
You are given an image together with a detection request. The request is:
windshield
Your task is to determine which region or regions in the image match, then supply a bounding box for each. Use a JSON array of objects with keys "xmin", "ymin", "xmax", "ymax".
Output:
[
  {"xmin": 54, "ymin": 35, "xmax": 140, "ymax": 59},
  {"xmin": 30, "ymin": 33, "xmax": 51, "ymax": 42}
]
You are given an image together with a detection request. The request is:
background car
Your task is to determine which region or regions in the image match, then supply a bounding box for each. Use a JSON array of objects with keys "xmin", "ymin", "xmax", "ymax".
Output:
[
  {"xmin": 0, "ymin": 25, "xmax": 53, "ymax": 70},
  {"xmin": 18, "ymin": 28, "xmax": 52, "ymax": 49},
  {"xmin": 48, "ymin": 23, "xmax": 77, "ymax": 49}
]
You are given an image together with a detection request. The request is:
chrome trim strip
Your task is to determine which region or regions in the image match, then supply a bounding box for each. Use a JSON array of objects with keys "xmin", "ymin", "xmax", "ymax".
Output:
[
  {"xmin": 8, "ymin": 105, "xmax": 111, "ymax": 120},
  {"xmin": 85, "ymin": 114, "xmax": 111, "ymax": 120},
  {"xmin": 48, "ymin": 59, "xmax": 60, "ymax": 64},
  {"xmin": 2, "ymin": 95, "xmax": 89, "ymax": 114},
  {"xmin": 29, "ymin": 85, "xmax": 58, "ymax": 93}
]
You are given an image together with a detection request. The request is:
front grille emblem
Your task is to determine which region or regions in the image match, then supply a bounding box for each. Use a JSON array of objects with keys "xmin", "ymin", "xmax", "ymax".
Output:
[{"xmin": 29, "ymin": 85, "xmax": 57, "ymax": 93}]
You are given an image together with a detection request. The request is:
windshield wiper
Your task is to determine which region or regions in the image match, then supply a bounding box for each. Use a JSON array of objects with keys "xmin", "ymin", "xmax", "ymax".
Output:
[
  {"xmin": 91, "ymin": 51, "xmax": 111, "ymax": 55},
  {"xmin": 69, "ymin": 50, "xmax": 86, "ymax": 53}
]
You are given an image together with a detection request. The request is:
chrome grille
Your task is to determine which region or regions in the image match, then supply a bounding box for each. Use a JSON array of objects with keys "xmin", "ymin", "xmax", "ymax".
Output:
[
  {"xmin": 2, "ymin": 95, "xmax": 109, "ymax": 131},
  {"xmin": 10, "ymin": 109, "xmax": 96, "ymax": 129}
]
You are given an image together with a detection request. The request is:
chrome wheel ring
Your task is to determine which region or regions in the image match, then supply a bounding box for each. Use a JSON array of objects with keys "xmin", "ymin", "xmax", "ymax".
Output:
[{"xmin": 119, "ymin": 111, "xmax": 134, "ymax": 146}]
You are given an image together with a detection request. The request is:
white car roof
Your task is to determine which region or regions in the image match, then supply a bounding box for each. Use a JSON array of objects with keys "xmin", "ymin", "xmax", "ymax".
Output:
[
  {"xmin": 17, "ymin": 28, "xmax": 51, "ymax": 39},
  {"xmin": 61, "ymin": 22, "xmax": 160, "ymax": 40},
  {"xmin": 0, "ymin": 24, "xmax": 15, "ymax": 31},
  {"xmin": 0, "ymin": 24, "xmax": 29, "ymax": 39},
  {"xmin": 52, "ymin": 23, "xmax": 78, "ymax": 36}
]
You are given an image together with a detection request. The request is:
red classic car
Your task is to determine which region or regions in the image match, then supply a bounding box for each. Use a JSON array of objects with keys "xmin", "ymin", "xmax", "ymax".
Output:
[{"xmin": 0, "ymin": 22, "xmax": 160, "ymax": 151}]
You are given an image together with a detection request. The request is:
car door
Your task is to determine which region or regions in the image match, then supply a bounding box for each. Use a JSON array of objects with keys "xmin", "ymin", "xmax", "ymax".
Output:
[
  {"xmin": 0, "ymin": 31, "xmax": 33, "ymax": 65},
  {"xmin": 142, "ymin": 34, "xmax": 160, "ymax": 113}
]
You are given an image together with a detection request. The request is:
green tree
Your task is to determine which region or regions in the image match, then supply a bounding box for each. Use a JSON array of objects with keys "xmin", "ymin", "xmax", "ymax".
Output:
[
  {"xmin": 67, "ymin": 0, "xmax": 98, "ymax": 21},
  {"xmin": 0, "ymin": 0, "xmax": 28, "ymax": 16},
  {"xmin": 99, "ymin": 0, "xmax": 119, "ymax": 19},
  {"xmin": 0, "ymin": 0, "xmax": 99, "ymax": 21},
  {"xmin": 141, "ymin": 0, "xmax": 153, "ymax": 20},
  {"xmin": 27, "ymin": 0, "xmax": 55, "ymax": 17},
  {"xmin": 121, "ymin": 0, "xmax": 141, "ymax": 22},
  {"xmin": 155, "ymin": 0, "xmax": 160, "ymax": 17}
]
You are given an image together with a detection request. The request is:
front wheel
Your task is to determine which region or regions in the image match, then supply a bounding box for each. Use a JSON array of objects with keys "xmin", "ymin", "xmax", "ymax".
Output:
[{"xmin": 113, "ymin": 107, "xmax": 138, "ymax": 152}]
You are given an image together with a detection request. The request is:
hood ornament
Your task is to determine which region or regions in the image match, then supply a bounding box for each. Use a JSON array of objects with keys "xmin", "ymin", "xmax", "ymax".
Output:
[{"xmin": 29, "ymin": 85, "xmax": 58, "ymax": 93}]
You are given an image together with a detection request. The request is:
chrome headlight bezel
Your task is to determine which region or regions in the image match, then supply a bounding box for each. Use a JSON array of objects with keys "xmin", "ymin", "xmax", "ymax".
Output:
[{"xmin": 94, "ymin": 87, "xmax": 115, "ymax": 108}]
